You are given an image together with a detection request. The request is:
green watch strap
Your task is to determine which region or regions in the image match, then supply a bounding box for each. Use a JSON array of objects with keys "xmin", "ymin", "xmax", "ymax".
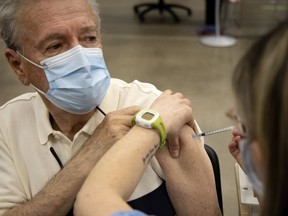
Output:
[
  {"xmin": 131, "ymin": 109, "xmax": 167, "ymax": 148},
  {"xmin": 151, "ymin": 116, "xmax": 167, "ymax": 148}
]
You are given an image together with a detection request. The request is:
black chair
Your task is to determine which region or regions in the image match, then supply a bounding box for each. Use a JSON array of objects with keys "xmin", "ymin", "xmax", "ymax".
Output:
[
  {"xmin": 134, "ymin": 0, "xmax": 192, "ymax": 23},
  {"xmin": 204, "ymin": 144, "xmax": 224, "ymax": 214}
]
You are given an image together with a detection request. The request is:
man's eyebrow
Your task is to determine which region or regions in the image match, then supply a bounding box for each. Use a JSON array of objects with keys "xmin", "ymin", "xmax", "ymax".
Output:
[
  {"xmin": 79, "ymin": 26, "xmax": 98, "ymax": 35},
  {"xmin": 35, "ymin": 26, "xmax": 98, "ymax": 50},
  {"xmin": 35, "ymin": 33, "xmax": 65, "ymax": 50}
]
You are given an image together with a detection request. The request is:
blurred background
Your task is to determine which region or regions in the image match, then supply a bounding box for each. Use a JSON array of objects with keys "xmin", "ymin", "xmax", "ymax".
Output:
[{"xmin": 0, "ymin": 0, "xmax": 287, "ymax": 215}]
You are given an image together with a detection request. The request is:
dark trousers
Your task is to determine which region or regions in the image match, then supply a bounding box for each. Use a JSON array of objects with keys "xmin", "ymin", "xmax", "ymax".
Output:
[{"xmin": 205, "ymin": 0, "xmax": 223, "ymax": 25}]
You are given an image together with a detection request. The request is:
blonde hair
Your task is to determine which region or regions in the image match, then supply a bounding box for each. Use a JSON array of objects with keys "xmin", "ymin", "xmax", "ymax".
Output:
[{"xmin": 232, "ymin": 21, "xmax": 288, "ymax": 216}]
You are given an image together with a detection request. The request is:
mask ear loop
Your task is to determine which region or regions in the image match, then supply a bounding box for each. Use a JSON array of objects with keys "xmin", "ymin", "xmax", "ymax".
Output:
[
  {"xmin": 240, "ymin": 139, "xmax": 264, "ymax": 196},
  {"xmin": 16, "ymin": 51, "xmax": 49, "ymax": 96},
  {"xmin": 16, "ymin": 51, "xmax": 43, "ymax": 69},
  {"xmin": 30, "ymin": 84, "xmax": 47, "ymax": 95}
]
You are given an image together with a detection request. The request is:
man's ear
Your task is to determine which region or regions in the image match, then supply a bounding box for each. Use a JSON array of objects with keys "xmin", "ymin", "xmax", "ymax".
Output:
[{"xmin": 5, "ymin": 48, "xmax": 30, "ymax": 86}]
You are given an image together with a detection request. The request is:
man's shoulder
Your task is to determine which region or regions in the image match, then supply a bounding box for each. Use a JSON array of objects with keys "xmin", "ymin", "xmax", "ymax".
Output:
[
  {"xmin": 110, "ymin": 78, "xmax": 161, "ymax": 95},
  {"xmin": 0, "ymin": 92, "xmax": 38, "ymax": 112},
  {"xmin": 101, "ymin": 78, "xmax": 162, "ymax": 114},
  {"xmin": 102, "ymin": 79, "xmax": 162, "ymax": 111}
]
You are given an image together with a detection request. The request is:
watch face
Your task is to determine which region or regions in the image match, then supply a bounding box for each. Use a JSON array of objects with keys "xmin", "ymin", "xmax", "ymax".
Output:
[
  {"xmin": 142, "ymin": 112, "xmax": 154, "ymax": 120},
  {"xmin": 135, "ymin": 109, "xmax": 160, "ymax": 129}
]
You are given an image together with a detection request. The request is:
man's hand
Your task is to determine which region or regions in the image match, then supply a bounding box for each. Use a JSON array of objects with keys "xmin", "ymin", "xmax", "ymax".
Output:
[
  {"xmin": 85, "ymin": 106, "xmax": 141, "ymax": 151},
  {"xmin": 150, "ymin": 90, "xmax": 194, "ymax": 158}
]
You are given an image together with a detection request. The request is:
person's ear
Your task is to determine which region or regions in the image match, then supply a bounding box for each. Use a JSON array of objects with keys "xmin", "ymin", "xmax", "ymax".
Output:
[{"xmin": 5, "ymin": 48, "xmax": 30, "ymax": 86}]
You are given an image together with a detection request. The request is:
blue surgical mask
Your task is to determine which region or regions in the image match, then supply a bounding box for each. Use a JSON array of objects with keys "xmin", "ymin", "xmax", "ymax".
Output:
[
  {"xmin": 239, "ymin": 139, "xmax": 264, "ymax": 196},
  {"xmin": 17, "ymin": 45, "xmax": 110, "ymax": 114}
]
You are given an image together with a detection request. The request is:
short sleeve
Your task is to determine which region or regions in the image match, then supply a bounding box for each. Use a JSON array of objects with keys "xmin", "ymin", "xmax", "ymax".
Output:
[{"xmin": 111, "ymin": 210, "xmax": 150, "ymax": 216}]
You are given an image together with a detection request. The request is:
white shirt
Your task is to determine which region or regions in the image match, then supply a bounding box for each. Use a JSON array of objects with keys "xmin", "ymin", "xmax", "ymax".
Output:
[{"xmin": 0, "ymin": 78, "xmax": 203, "ymax": 215}]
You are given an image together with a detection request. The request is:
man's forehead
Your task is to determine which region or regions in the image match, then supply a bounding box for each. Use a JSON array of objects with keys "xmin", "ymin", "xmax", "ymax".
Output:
[
  {"xmin": 19, "ymin": 0, "xmax": 98, "ymax": 31},
  {"xmin": 19, "ymin": 0, "xmax": 96, "ymax": 26},
  {"xmin": 18, "ymin": 0, "xmax": 98, "ymax": 41}
]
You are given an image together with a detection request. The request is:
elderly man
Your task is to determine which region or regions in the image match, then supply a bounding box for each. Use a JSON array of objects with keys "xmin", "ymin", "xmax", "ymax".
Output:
[{"xmin": 0, "ymin": 0, "xmax": 220, "ymax": 215}]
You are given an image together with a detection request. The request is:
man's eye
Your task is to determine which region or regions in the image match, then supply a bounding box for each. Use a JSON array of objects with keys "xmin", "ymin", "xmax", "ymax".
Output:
[
  {"xmin": 44, "ymin": 44, "xmax": 63, "ymax": 56},
  {"xmin": 84, "ymin": 36, "xmax": 97, "ymax": 42},
  {"xmin": 47, "ymin": 43, "xmax": 62, "ymax": 51}
]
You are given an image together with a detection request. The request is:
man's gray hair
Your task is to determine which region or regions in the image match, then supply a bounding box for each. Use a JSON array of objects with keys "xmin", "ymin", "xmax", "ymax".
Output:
[{"xmin": 0, "ymin": 0, "xmax": 100, "ymax": 50}]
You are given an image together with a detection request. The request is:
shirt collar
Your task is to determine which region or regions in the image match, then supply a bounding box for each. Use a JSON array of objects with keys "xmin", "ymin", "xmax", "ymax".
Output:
[
  {"xmin": 34, "ymin": 94, "xmax": 54, "ymax": 145},
  {"xmin": 34, "ymin": 94, "xmax": 108, "ymax": 145}
]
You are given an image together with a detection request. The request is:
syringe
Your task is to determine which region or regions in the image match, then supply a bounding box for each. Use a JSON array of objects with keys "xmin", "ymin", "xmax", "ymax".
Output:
[{"xmin": 192, "ymin": 126, "xmax": 235, "ymax": 139}]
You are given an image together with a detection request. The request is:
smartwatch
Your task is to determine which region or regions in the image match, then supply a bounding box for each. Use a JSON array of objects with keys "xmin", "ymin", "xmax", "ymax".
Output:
[{"xmin": 132, "ymin": 109, "xmax": 167, "ymax": 148}]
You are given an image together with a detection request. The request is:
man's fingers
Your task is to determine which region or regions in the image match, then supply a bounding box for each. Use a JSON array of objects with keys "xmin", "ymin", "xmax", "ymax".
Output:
[
  {"xmin": 104, "ymin": 106, "xmax": 141, "ymax": 128},
  {"xmin": 117, "ymin": 106, "xmax": 141, "ymax": 115},
  {"xmin": 162, "ymin": 89, "xmax": 173, "ymax": 95},
  {"xmin": 167, "ymin": 138, "xmax": 180, "ymax": 158}
]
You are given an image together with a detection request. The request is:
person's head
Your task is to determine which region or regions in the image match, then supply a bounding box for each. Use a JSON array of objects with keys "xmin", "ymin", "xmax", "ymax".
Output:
[
  {"xmin": 0, "ymin": 0, "xmax": 101, "ymax": 89},
  {"xmin": 232, "ymin": 21, "xmax": 288, "ymax": 215},
  {"xmin": 0, "ymin": 0, "xmax": 110, "ymax": 115}
]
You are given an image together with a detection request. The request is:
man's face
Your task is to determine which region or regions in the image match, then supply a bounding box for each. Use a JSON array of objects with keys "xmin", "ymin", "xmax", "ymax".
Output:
[{"xmin": 17, "ymin": 0, "xmax": 102, "ymax": 92}]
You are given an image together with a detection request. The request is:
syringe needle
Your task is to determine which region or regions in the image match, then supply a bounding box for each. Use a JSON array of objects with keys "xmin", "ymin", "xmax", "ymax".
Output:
[{"xmin": 192, "ymin": 126, "xmax": 235, "ymax": 139}]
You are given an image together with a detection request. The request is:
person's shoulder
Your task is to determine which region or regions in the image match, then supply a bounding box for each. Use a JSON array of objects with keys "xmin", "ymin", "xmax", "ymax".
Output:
[
  {"xmin": 0, "ymin": 92, "xmax": 38, "ymax": 112},
  {"xmin": 111, "ymin": 78, "xmax": 161, "ymax": 95}
]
